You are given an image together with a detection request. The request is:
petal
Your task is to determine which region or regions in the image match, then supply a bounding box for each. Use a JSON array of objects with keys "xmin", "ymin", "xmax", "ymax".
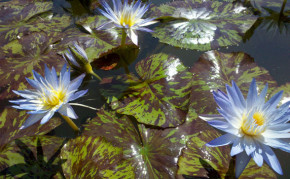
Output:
[
  {"xmin": 246, "ymin": 78, "xmax": 258, "ymax": 109},
  {"xmin": 58, "ymin": 104, "xmax": 78, "ymax": 119},
  {"xmin": 96, "ymin": 21, "xmax": 116, "ymax": 30},
  {"xmin": 226, "ymin": 83, "xmax": 244, "ymax": 111},
  {"xmin": 206, "ymin": 133, "xmax": 236, "ymax": 147},
  {"xmin": 268, "ymin": 101, "xmax": 290, "ymax": 125},
  {"xmin": 263, "ymin": 90, "xmax": 283, "ymax": 113},
  {"xmin": 243, "ymin": 136, "xmax": 256, "ymax": 155},
  {"xmin": 68, "ymin": 89, "xmax": 88, "ymax": 102},
  {"xmin": 40, "ymin": 111, "xmax": 55, "ymax": 125},
  {"xmin": 128, "ymin": 29, "xmax": 138, "ymax": 45},
  {"xmin": 235, "ymin": 151, "xmax": 251, "ymax": 178},
  {"xmin": 67, "ymin": 74, "xmax": 85, "ymax": 92},
  {"xmin": 251, "ymin": 142, "xmax": 263, "ymax": 167},
  {"xmin": 20, "ymin": 113, "xmax": 46, "ymax": 129},
  {"xmin": 230, "ymin": 137, "xmax": 244, "ymax": 156},
  {"xmin": 263, "ymin": 138, "xmax": 290, "ymax": 153},
  {"xmin": 261, "ymin": 144, "xmax": 283, "ymax": 175}
]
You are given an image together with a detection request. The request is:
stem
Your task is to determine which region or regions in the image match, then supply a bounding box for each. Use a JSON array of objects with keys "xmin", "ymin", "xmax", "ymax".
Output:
[
  {"xmin": 61, "ymin": 114, "xmax": 80, "ymax": 132},
  {"xmin": 121, "ymin": 29, "xmax": 126, "ymax": 46},
  {"xmin": 90, "ymin": 72, "xmax": 102, "ymax": 81},
  {"xmin": 69, "ymin": 103, "xmax": 98, "ymax": 110}
]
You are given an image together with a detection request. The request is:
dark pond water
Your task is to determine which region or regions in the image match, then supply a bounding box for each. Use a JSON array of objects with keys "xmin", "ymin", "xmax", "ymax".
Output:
[{"xmin": 0, "ymin": 0, "xmax": 289, "ymax": 178}]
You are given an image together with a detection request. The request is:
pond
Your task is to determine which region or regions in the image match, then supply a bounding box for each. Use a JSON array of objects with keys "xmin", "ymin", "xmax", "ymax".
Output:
[{"xmin": 0, "ymin": 0, "xmax": 289, "ymax": 178}]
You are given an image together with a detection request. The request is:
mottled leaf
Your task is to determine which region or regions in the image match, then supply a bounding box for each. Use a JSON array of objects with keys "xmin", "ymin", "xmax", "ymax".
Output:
[
  {"xmin": 150, "ymin": 0, "xmax": 257, "ymax": 50},
  {"xmin": 61, "ymin": 135, "xmax": 135, "ymax": 178},
  {"xmin": 177, "ymin": 128, "xmax": 277, "ymax": 178},
  {"xmin": 0, "ymin": 108, "xmax": 62, "ymax": 148},
  {"xmin": 0, "ymin": 1, "xmax": 72, "ymax": 46},
  {"xmin": 56, "ymin": 15, "xmax": 124, "ymax": 62},
  {"xmin": 0, "ymin": 135, "xmax": 65, "ymax": 178},
  {"xmin": 83, "ymin": 107, "xmax": 206, "ymax": 178},
  {"xmin": 0, "ymin": 32, "xmax": 65, "ymax": 100},
  {"xmin": 189, "ymin": 50, "xmax": 277, "ymax": 114},
  {"xmin": 100, "ymin": 53, "xmax": 192, "ymax": 127}
]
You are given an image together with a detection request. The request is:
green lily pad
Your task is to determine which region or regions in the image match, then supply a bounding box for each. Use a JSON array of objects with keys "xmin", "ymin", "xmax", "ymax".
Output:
[
  {"xmin": 0, "ymin": 2, "xmax": 52, "ymax": 46},
  {"xmin": 189, "ymin": 50, "xmax": 277, "ymax": 114},
  {"xmin": 100, "ymin": 53, "xmax": 192, "ymax": 127},
  {"xmin": 177, "ymin": 128, "xmax": 277, "ymax": 178},
  {"xmin": 0, "ymin": 135, "xmax": 65, "ymax": 178},
  {"xmin": 150, "ymin": 0, "xmax": 257, "ymax": 50},
  {"xmin": 60, "ymin": 135, "xmax": 135, "ymax": 178},
  {"xmin": 82, "ymin": 107, "xmax": 210, "ymax": 178},
  {"xmin": 0, "ymin": 108, "xmax": 62, "ymax": 148},
  {"xmin": 0, "ymin": 32, "xmax": 65, "ymax": 100},
  {"xmin": 56, "ymin": 15, "xmax": 124, "ymax": 62}
]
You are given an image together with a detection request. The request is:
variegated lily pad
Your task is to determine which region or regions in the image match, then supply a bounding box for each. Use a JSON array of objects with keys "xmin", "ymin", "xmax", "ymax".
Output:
[
  {"xmin": 189, "ymin": 50, "xmax": 277, "ymax": 114},
  {"xmin": 56, "ymin": 15, "xmax": 123, "ymax": 62},
  {"xmin": 100, "ymin": 53, "xmax": 192, "ymax": 127},
  {"xmin": 177, "ymin": 128, "xmax": 277, "ymax": 178},
  {"xmin": 60, "ymin": 135, "xmax": 135, "ymax": 178},
  {"xmin": 83, "ymin": 108, "xmax": 203, "ymax": 178},
  {"xmin": 150, "ymin": 0, "xmax": 257, "ymax": 50},
  {"xmin": 0, "ymin": 108, "xmax": 61, "ymax": 148},
  {"xmin": 0, "ymin": 1, "xmax": 71, "ymax": 46},
  {"xmin": 0, "ymin": 32, "xmax": 65, "ymax": 100},
  {"xmin": 0, "ymin": 135, "xmax": 65, "ymax": 178}
]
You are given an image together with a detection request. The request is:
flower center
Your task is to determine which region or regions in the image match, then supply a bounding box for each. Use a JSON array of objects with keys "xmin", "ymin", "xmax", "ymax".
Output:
[
  {"xmin": 120, "ymin": 12, "xmax": 136, "ymax": 27},
  {"xmin": 241, "ymin": 112, "xmax": 265, "ymax": 136},
  {"xmin": 42, "ymin": 90, "xmax": 66, "ymax": 109}
]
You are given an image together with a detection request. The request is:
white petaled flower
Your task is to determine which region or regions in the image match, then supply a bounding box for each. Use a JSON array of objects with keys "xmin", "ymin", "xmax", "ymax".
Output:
[
  {"xmin": 97, "ymin": 0, "xmax": 157, "ymax": 45},
  {"xmin": 10, "ymin": 64, "xmax": 88, "ymax": 129},
  {"xmin": 200, "ymin": 78, "xmax": 290, "ymax": 177}
]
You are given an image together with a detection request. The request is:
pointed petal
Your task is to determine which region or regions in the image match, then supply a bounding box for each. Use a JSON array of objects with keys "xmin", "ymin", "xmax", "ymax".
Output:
[
  {"xmin": 58, "ymin": 104, "xmax": 78, "ymax": 119},
  {"xmin": 40, "ymin": 111, "xmax": 55, "ymax": 125},
  {"xmin": 235, "ymin": 152, "xmax": 251, "ymax": 178},
  {"xmin": 67, "ymin": 74, "xmax": 85, "ymax": 92},
  {"xmin": 20, "ymin": 113, "xmax": 46, "ymax": 129},
  {"xmin": 68, "ymin": 90, "xmax": 88, "ymax": 102},
  {"xmin": 231, "ymin": 138, "xmax": 244, "ymax": 156},
  {"xmin": 261, "ymin": 144, "xmax": 283, "ymax": 175},
  {"xmin": 128, "ymin": 29, "xmax": 138, "ymax": 45},
  {"xmin": 206, "ymin": 133, "xmax": 236, "ymax": 147},
  {"xmin": 246, "ymin": 78, "xmax": 258, "ymax": 109}
]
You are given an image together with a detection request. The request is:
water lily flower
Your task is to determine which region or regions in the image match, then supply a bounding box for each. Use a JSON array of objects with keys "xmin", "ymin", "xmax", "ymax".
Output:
[
  {"xmin": 63, "ymin": 42, "xmax": 102, "ymax": 81},
  {"xmin": 10, "ymin": 64, "xmax": 88, "ymax": 131},
  {"xmin": 97, "ymin": 0, "xmax": 157, "ymax": 45},
  {"xmin": 200, "ymin": 79, "xmax": 290, "ymax": 177}
]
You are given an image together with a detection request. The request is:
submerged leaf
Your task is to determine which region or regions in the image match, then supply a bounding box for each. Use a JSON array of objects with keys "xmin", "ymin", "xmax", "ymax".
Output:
[
  {"xmin": 100, "ymin": 53, "xmax": 192, "ymax": 127},
  {"xmin": 189, "ymin": 50, "xmax": 277, "ymax": 114},
  {"xmin": 0, "ymin": 135, "xmax": 65, "ymax": 178},
  {"xmin": 151, "ymin": 0, "xmax": 257, "ymax": 50}
]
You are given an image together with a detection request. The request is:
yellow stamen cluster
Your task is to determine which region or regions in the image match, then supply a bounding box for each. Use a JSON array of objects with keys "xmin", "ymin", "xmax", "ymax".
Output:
[
  {"xmin": 241, "ymin": 112, "xmax": 265, "ymax": 136},
  {"xmin": 41, "ymin": 90, "xmax": 66, "ymax": 109},
  {"xmin": 119, "ymin": 12, "xmax": 136, "ymax": 27}
]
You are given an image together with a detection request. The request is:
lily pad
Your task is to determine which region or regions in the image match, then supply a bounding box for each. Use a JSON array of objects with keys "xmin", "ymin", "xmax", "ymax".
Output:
[
  {"xmin": 0, "ymin": 2, "xmax": 70, "ymax": 45},
  {"xmin": 0, "ymin": 32, "xmax": 65, "ymax": 100},
  {"xmin": 150, "ymin": 0, "xmax": 257, "ymax": 50},
  {"xmin": 56, "ymin": 15, "xmax": 123, "ymax": 62},
  {"xmin": 100, "ymin": 53, "xmax": 192, "ymax": 127},
  {"xmin": 60, "ymin": 135, "xmax": 135, "ymax": 178},
  {"xmin": 269, "ymin": 83, "xmax": 290, "ymax": 105},
  {"xmin": 177, "ymin": 128, "xmax": 277, "ymax": 178},
  {"xmin": 0, "ymin": 135, "xmax": 65, "ymax": 178},
  {"xmin": 189, "ymin": 50, "xmax": 277, "ymax": 114},
  {"xmin": 0, "ymin": 108, "xmax": 62, "ymax": 148},
  {"xmin": 82, "ymin": 107, "xmax": 209, "ymax": 178}
]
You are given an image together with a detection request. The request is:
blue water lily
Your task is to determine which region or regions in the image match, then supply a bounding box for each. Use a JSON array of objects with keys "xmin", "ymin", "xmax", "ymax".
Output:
[
  {"xmin": 200, "ymin": 79, "xmax": 290, "ymax": 177},
  {"xmin": 97, "ymin": 0, "xmax": 156, "ymax": 45},
  {"xmin": 10, "ymin": 64, "xmax": 88, "ymax": 130}
]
